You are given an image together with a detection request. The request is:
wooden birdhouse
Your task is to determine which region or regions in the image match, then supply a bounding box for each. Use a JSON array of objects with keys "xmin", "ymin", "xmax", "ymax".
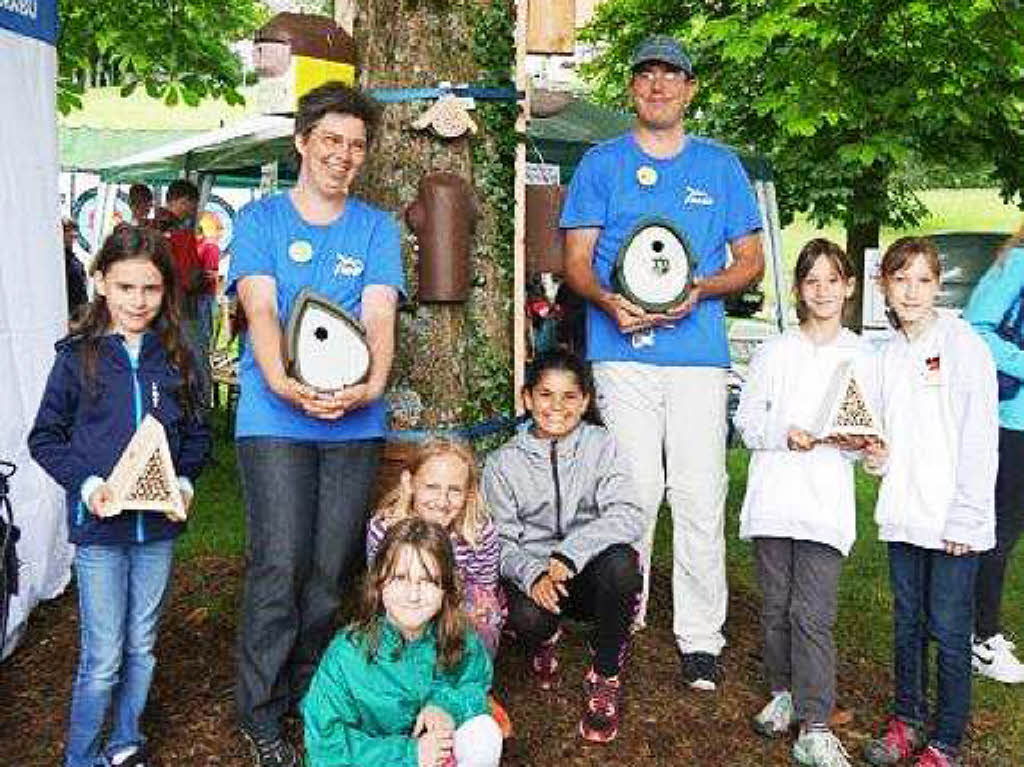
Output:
[
  {"xmin": 285, "ymin": 289, "xmax": 371, "ymax": 391},
  {"xmin": 253, "ymin": 12, "xmax": 357, "ymax": 115},
  {"xmin": 105, "ymin": 415, "xmax": 186, "ymax": 522},
  {"xmin": 810, "ymin": 361, "xmax": 885, "ymax": 441},
  {"xmin": 527, "ymin": 0, "xmax": 575, "ymax": 54}
]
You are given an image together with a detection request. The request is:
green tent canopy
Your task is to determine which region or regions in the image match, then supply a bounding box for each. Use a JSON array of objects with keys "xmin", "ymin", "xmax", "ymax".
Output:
[{"xmin": 527, "ymin": 97, "xmax": 773, "ymax": 184}]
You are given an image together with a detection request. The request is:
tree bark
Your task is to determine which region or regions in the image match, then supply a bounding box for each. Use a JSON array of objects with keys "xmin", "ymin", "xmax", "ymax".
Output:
[{"xmin": 845, "ymin": 219, "xmax": 880, "ymax": 332}]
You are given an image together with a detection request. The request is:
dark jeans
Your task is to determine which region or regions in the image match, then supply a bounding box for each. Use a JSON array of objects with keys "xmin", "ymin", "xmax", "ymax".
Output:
[
  {"xmin": 888, "ymin": 542, "xmax": 978, "ymax": 753},
  {"xmin": 235, "ymin": 437, "xmax": 381, "ymax": 738},
  {"xmin": 975, "ymin": 428, "xmax": 1024, "ymax": 640},
  {"xmin": 504, "ymin": 544, "xmax": 642, "ymax": 678},
  {"xmin": 754, "ymin": 537, "xmax": 843, "ymax": 725}
]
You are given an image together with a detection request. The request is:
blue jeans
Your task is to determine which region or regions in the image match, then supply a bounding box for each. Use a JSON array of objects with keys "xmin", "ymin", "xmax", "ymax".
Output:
[
  {"xmin": 235, "ymin": 438, "xmax": 381, "ymax": 739},
  {"xmin": 66, "ymin": 540, "xmax": 175, "ymax": 767},
  {"xmin": 888, "ymin": 542, "xmax": 978, "ymax": 753}
]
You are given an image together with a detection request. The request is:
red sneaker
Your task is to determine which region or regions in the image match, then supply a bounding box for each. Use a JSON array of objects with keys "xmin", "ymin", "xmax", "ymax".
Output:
[
  {"xmin": 863, "ymin": 718, "xmax": 926, "ymax": 765},
  {"xmin": 578, "ymin": 667, "xmax": 622, "ymax": 743},
  {"xmin": 914, "ymin": 746, "xmax": 960, "ymax": 767}
]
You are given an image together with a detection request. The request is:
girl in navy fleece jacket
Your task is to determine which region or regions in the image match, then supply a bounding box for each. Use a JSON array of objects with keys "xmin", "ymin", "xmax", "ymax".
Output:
[{"xmin": 29, "ymin": 224, "xmax": 209, "ymax": 767}]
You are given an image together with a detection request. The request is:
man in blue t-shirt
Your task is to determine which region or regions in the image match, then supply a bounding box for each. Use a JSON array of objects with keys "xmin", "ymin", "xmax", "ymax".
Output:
[
  {"xmin": 227, "ymin": 83, "xmax": 404, "ymax": 767},
  {"xmin": 561, "ymin": 35, "xmax": 764, "ymax": 692}
]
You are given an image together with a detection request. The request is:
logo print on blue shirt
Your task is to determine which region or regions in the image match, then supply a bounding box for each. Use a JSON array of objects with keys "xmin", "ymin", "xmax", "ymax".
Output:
[
  {"xmin": 334, "ymin": 254, "xmax": 365, "ymax": 278},
  {"xmin": 684, "ymin": 186, "xmax": 714, "ymax": 206}
]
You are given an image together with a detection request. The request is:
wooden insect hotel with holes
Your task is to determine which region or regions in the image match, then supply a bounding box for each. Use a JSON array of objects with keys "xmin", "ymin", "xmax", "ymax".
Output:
[
  {"xmin": 810, "ymin": 360, "xmax": 885, "ymax": 441},
  {"xmin": 105, "ymin": 415, "xmax": 186, "ymax": 521}
]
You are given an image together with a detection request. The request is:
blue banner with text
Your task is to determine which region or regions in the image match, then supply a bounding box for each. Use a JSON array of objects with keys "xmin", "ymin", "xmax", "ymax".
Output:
[{"xmin": 0, "ymin": 0, "xmax": 57, "ymax": 46}]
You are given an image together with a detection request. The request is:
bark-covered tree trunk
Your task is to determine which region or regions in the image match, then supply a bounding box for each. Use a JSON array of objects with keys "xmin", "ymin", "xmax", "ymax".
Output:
[
  {"xmin": 845, "ymin": 219, "xmax": 880, "ymax": 332},
  {"xmin": 346, "ymin": 0, "xmax": 513, "ymax": 429}
]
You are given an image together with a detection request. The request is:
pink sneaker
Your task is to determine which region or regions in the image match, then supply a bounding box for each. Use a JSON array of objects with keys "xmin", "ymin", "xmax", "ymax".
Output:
[
  {"xmin": 914, "ymin": 746, "xmax": 960, "ymax": 767},
  {"xmin": 863, "ymin": 718, "xmax": 926, "ymax": 765},
  {"xmin": 578, "ymin": 667, "xmax": 622, "ymax": 743}
]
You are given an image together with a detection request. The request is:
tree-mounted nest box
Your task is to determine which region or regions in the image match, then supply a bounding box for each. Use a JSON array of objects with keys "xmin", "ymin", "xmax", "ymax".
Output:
[{"xmin": 254, "ymin": 12, "xmax": 357, "ymax": 115}]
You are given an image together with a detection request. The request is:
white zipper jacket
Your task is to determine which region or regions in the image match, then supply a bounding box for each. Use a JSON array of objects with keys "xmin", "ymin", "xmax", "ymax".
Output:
[
  {"xmin": 873, "ymin": 313, "xmax": 997, "ymax": 551},
  {"xmin": 735, "ymin": 327, "xmax": 872, "ymax": 556}
]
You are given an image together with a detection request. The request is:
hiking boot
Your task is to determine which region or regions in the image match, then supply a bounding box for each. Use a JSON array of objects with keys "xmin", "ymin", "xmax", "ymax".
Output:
[
  {"xmin": 240, "ymin": 729, "xmax": 298, "ymax": 767},
  {"xmin": 914, "ymin": 745, "xmax": 961, "ymax": 767},
  {"xmin": 578, "ymin": 667, "xmax": 622, "ymax": 743},
  {"xmin": 680, "ymin": 651, "xmax": 720, "ymax": 691},
  {"xmin": 752, "ymin": 690, "xmax": 795, "ymax": 738},
  {"xmin": 792, "ymin": 727, "xmax": 852, "ymax": 767},
  {"xmin": 864, "ymin": 718, "xmax": 926, "ymax": 765},
  {"xmin": 972, "ymin": 633, "xmax": 1024, "ymax": 683}
]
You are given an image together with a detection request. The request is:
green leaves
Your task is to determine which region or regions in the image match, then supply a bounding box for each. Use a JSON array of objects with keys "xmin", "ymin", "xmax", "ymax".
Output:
[
  {"xmin": 57, "ymin": 0, "xmax": 268, "ymax": 114},
  {"xmin": 581, "ymin": 0, "xmax": 1024, "ymax": 233}
]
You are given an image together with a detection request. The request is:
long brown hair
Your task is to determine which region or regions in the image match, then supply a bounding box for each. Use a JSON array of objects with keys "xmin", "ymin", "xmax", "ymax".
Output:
[
  {"xmin": 372, "ymin": 437, "xmax": 488, "ymax": 547},
  {"xmin": 878, "ymin": 236, "xmax": 941, "ymax": 330},
  {"xmin": 792, "ymin": 238, "xmax": 855, "ymax": 323},
  {"xmin": 74, "ymin": 224, "xmax": 199, "ymax": 414},
  {"xmin": 349, "ymin": 517, "xmax": 467, "ymax": 671}
]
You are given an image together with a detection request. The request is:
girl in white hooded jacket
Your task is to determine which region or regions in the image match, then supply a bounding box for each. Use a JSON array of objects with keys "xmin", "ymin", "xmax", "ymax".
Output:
[
  {"xmin": 736, "ymin": 239, "xmax": 872, "ymax": 767},
  {"xmin": 863, "ymin": 237, "xmax": 997, "ymax": 767}
]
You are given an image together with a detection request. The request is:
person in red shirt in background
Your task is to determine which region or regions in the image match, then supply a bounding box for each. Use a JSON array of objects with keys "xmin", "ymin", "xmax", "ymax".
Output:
[{"xmin": 153, "ymin": 179, "xmax": 209, "ymax": 403}]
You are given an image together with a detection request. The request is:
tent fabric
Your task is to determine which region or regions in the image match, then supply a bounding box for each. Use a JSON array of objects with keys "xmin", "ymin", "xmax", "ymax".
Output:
[
  {"xmin": 0, "ymin": 24, "xmax": 74, "ymax": 660},
  {"xmin": 61, "ymin": 127, "xmax": 202, "ymax": 172},
  {"xmin": 98, "ymin": 115, "xmax": 298, "ymax": 183}
]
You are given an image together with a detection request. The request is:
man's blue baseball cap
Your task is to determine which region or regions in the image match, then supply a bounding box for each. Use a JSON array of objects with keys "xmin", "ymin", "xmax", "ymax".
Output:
[{"xmin": 630, "ymin": 35, "xmax": 694, "ymax": 77}]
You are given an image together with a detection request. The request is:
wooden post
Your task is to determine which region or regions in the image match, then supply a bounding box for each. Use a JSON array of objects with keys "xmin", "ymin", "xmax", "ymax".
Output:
[{"xmin": 514, "ymin": 0, "xmax": 528, "ymax": 413}]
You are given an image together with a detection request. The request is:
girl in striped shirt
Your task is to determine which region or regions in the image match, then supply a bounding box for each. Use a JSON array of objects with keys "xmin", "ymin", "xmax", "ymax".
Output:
[{"xmin": 367, "ymin": 437, "xmax": 505, "ymax": 657}]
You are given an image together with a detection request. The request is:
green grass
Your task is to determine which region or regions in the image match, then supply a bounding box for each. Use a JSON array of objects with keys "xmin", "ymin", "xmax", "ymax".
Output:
[{"xmin": 653, "ymin": 448, "xmax": 1024, "ymax": 758}]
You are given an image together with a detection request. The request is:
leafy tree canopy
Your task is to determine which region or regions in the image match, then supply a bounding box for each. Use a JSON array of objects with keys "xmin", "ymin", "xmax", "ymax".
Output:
[
  {"xmin": 581, "ymin": 0, "xmax": 1024, "ymax": 239},
  {"xmin": 58, "ymin": 0, "xmax": 269, "ymax": 114}
]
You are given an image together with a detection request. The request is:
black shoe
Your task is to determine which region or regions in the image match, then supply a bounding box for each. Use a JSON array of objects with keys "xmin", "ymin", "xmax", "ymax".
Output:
[
  {"xmin": 240, "ymin": 729, "xmax": 298, "ymax": 767},
  {"xmin": 681, "ymin": 651, "xmax": 720, "ymax": 691}
]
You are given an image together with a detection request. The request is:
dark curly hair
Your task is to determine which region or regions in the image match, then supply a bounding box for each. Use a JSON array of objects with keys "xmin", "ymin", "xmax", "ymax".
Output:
[{"xmin": 294, "ymin": 81, "xmax": 382, "ymax": 145}]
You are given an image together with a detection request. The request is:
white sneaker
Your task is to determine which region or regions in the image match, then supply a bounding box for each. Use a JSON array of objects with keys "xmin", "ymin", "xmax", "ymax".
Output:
[
  {"xmin": 973, "ymin": 633, "xmax": 1024, "ymax": 683},
  {"xmin": 752, "ymin": 690, "xmax": 794, "ymax": 737},
  {"xmin": 792, "ymin": 727, "xmax": 852, "ymax": 767}
]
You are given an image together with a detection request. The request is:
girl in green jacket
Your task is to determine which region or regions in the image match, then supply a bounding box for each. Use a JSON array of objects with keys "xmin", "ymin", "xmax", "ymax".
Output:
[{"xmin": 301, "ymin": 518, "xmax": 502, "ymax": 767}]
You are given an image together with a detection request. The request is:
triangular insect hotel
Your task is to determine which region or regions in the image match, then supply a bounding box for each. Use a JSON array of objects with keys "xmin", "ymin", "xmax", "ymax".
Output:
[
  {"xmin": 811, "ymin": 360, "xmax": 884, "ymax": 440},
  {"xmin": 285, "ymin": 289, "xmax": 370, "ymax": 391},
  {"xmin": 105, "ymin": 414, "xmax": 186, "ymax": 521}
]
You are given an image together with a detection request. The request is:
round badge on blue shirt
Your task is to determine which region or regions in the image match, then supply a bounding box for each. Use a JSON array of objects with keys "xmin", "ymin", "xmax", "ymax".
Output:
[{"xmin": 289, "ymin": 240, "xmax": 313, "ymax": 263}]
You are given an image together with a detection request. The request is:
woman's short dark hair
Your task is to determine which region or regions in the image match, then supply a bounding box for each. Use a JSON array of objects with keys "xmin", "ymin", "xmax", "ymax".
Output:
[{"xmin": 294, "ymin": 82, "xmax": 382, "ymax": 145}]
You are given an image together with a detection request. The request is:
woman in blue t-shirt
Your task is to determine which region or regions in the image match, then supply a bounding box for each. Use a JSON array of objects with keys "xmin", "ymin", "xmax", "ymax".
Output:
[{"xmin": 226, "ymin": 82, "xmax": 405, "ymax": 767}]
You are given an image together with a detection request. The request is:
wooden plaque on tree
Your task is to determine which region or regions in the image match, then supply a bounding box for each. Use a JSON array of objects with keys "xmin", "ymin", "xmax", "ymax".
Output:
[{"xmin": 105, "ymin": 414, "xmax": 186, "ymax": 521}]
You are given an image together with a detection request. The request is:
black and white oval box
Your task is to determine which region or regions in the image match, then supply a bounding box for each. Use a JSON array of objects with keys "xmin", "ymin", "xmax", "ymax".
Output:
[
  {"xmin": 613, "ymin": 218, "xmax": 695, "ymax": 312},
  {"xmin": 285, "ymin": 289, "xmax": 370, "ymax": 391}
]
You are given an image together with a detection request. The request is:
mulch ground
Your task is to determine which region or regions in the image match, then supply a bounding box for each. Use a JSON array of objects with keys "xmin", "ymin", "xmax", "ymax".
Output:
[{"xmin": 0, "ymin": 556, "xmax": 1001, "ymax": 765}]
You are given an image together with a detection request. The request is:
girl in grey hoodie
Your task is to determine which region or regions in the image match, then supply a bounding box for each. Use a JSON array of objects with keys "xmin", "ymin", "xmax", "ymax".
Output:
[{"xmin": 482, "ymin": 351, "xmax": 643, "ymax": 744}]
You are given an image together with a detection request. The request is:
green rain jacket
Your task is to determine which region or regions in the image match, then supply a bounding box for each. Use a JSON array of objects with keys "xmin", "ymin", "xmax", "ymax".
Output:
[{"xmin": 302, "ymin": 620, "xmax": 493, "ymax": 766}]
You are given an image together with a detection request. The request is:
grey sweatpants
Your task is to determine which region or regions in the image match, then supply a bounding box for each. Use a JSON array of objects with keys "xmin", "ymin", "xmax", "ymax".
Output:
[{"xmin": 754, "ymin": 537, "xmax": 843, "ymax": 725}]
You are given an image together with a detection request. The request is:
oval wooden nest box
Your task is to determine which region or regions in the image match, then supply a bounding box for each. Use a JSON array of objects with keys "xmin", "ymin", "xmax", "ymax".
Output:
[{"xmin": 285, "ymin": 289, "xmax": 370, "ymax": 391}]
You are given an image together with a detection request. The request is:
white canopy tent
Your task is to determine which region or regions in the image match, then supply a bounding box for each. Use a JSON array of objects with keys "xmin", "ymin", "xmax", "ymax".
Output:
[{"xmin": 1, "ymin": 1, "xmax": 75, "ymax": 659}]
